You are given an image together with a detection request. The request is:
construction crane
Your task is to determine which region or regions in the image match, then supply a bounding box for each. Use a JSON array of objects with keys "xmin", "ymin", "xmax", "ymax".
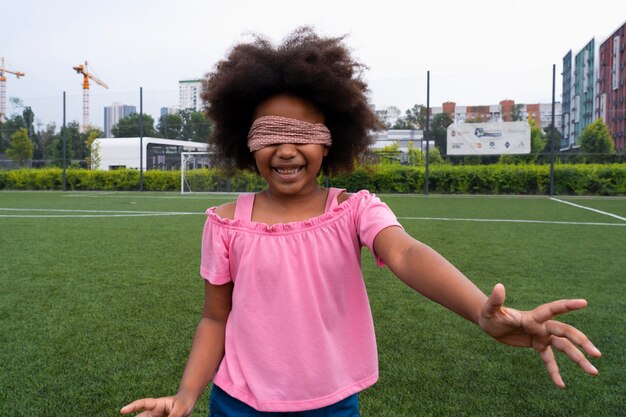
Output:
[
  {"xmin": 73, "ymin": 61, "xmax": 108, "ymax": 132},
  {"xmin": 0, "ymin": 57, "xmax": 25, "ymax": 121}
]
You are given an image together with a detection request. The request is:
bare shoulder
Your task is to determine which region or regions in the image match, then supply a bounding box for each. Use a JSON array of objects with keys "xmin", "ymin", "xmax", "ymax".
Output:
[
  {"xmin": 214, "ymin": 201, "xmax": 237, "ymax": 220},
  {"xmin": 337, "ymin": 190, "xmax": 351, "ymax": 204}
]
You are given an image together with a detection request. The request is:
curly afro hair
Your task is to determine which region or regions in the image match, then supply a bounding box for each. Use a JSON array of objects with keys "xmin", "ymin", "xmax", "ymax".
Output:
[{"xmin": 202, "ymin": 27, "xmax": 384, "ymax": 174}]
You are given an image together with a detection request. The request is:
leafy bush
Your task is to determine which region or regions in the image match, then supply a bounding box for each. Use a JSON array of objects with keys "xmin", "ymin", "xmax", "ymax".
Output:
[
  {"xmin": 230, "ymin": 170, "xmax": 267, "ymax": 192},
  {"xmin": 1, "ymin": 165, "xmax": 625, "ymax": 195},
  {"xmin": 143, "ymin": 170, "xmax": 179, "ymax": 191}
]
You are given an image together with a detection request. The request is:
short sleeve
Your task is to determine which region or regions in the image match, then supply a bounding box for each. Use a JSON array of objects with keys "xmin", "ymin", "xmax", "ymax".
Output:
[
  {"xmin": 199, "ymin": 213, "xmax": 232, "ymax": 285},
  {"xmin": 354, "ymin": 192, "xmax": 403, "ymax": 267}
]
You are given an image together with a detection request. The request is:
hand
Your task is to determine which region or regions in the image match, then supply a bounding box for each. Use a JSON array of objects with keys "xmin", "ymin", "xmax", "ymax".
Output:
[
  {"xmin": 478, "ymin": 283, "xmax": 602, "ymax": 388},
  {"xmin": 120, "ymin": 395, "xmax": 194, "ymax": 417}
]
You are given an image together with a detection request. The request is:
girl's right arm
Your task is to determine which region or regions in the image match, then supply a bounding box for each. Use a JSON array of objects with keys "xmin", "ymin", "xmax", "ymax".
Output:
[
  {"xmin": 373, "ymin": 226, "xmax": 600, "ymax": 387},
  {"xmin": 120, "ymin": 281, "xmax": 234, "ymax": 417}
]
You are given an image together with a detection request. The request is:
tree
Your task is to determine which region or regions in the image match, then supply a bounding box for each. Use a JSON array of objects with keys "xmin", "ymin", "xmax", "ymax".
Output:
[
  {"xmin": 22, "ymin": 107, "xmax": 35, "ymax": 138},
  {"xmin": 537, "ymin": 125, "xmax": 562, "ymax": 164},
  {"xmin": 6, "ymin": 128, "xmax": 34, "ymax": 165},
  {"xmin": 179, "ymin": 109, "xmax": 212, "ymax": 142},
  {"xmin": 530, "ymin": 121, "xmax": 546, "ymax": 155},
  {"xmin": 392, "ymin": 117, "xmax": 411, "ymax": 129},
  {"xmin": 33, "ymin": 122, "xmax": 57, "ymax": 161},
  {"xmin": 579, "ymin": 119, "xmax": 614, "ymax": 162},
  {"xmin": 112, "ymin": 113, "xmax": 156, "ymax": 137},
  {"xmin": 157, "ymin": 113, "xmax": 184, "ymax": 139},
  {"xmin": 9, "ymin": 97, "xmax": 25, "ymax": 109},
  {"xmin": 392, "ymin": 104, "xmax": 426, "ymax": 130},
  {"xmin": 399, "ymin": 104, "xmax": 428, "ymax": 129},
  {"xmin": 430, "ymin": 112, "xmax": 453, "ymax": 154},
  {"xmin": 511, "ymin": 104, "xmax": 524, "ymax": 121},
  {"xmin": 0, "ymin": 113, "xmax": 26, "ymax": 153},
  {"xmin": 46, "ymin": 121, "xmax": 81, "ymax": 165},
  {"xmin": 84, "ymin": 129, "xmax": 103, "ymax": 169},
  {"xmin": 0, "ymin": 106, "xmax": 36, "ymax": 155},
  {"xmin": 45, "ymin": 123, "xmax": 101, "ymax": 167},
  {"xmin": 379, "ymin": 106, "xmax": 401, "ymax": 128}
]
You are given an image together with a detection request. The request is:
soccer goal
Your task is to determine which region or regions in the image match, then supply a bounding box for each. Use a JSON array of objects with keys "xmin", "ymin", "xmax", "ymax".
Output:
[{"xmin": 180, "ymin": 152, "xmax": 213, "ymax": 194}]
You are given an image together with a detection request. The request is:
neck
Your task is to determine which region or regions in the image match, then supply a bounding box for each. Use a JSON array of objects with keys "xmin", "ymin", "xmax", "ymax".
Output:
[
  {"xmin": 264, "ymin": 183, "xmax": 324, "ymax": 206},
  {"xmin": 254, "ymin": 185, "xmax": 329, "ymax": 224}
]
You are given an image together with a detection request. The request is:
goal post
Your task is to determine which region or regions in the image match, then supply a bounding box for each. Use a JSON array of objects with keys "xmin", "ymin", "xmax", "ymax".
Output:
[{"xmin": 180, "ymin": 152, "xmax": 213, "ymax": 194}]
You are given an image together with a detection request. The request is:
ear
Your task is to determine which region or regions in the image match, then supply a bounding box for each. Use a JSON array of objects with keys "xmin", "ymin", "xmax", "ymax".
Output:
[{"xmin": 251, "ymin": 151, "xmax": 261, "ymax": 173}]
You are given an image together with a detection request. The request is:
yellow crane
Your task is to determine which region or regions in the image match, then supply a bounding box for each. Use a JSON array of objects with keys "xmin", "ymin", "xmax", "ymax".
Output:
[
  {"xmin": 73, "ymin": 61, "xmax": 108, "ymax": 132},
  {"xmin": 0, "ymin": 57, "xmax": 25, "ymax": 121}
]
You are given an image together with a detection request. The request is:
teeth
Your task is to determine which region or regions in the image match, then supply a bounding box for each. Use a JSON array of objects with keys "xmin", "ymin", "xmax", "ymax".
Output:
[{"xmin": 276, "ymin": 167, "xmax": 301, "ymax": 175}]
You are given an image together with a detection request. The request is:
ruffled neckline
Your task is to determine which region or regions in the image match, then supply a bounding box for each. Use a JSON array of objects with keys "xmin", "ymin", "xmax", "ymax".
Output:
[{"xmin": 205, "ymin": 189, "xmax": 370, "ymax": 234}]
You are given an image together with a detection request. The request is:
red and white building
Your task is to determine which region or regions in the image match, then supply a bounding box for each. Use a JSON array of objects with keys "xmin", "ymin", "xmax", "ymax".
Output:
[{"xmin": 597, "ymin": 21, "xmax": 626, "ymax": 152}]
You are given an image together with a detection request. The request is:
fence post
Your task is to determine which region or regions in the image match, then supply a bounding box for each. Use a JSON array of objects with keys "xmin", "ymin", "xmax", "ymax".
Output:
[
  {"xmin": 425, "ymin": 71, "xmax": 430, "ymax": 195},
  {"xmin": 62, "ymin": 91, "xmax": 67, "ymax": 191},
  {"xmin": 139, "ymin": 87, "xmax": 144, "ymax": 192},
  {"xmin": 550, "ymin": 64, "xmax": 556, "ymax": 196}
]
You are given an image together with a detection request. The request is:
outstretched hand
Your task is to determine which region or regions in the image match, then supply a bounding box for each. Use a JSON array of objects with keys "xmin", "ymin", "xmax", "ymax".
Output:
[
  {"xmin": 478, "ymin": 283, "xmax": 601, "ymax": 388},
  {"xmin": 120, "ymin": 396, "xmax": 194, "ymax": 417}
]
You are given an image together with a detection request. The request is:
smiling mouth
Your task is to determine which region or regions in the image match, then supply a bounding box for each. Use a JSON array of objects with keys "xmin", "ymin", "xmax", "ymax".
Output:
[{"xmin": 274, "ymin": 167, "xmax": 303, "ymax": 175}]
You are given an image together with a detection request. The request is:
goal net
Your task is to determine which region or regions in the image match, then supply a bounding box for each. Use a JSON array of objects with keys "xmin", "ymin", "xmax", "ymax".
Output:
[{"xmin": 181, "ymin": 152, "xmax": 213, "ymax": 194}]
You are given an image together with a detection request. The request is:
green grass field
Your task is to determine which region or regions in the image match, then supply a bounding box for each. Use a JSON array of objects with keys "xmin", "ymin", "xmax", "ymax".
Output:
[{"xmin": 1, "ymin": 191, "xmax": 624, "ymax": 417}]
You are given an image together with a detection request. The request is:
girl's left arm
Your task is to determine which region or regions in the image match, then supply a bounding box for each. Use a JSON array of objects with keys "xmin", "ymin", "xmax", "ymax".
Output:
[{"xmin": 373, "ymin": 226, "xmax": 601, "ymax": 387}]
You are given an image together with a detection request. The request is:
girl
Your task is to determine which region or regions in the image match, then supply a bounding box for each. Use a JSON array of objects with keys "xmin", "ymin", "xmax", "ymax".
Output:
[{"xmin": 121, "ymin": 28, "xmax": 601, "ymax": 417}]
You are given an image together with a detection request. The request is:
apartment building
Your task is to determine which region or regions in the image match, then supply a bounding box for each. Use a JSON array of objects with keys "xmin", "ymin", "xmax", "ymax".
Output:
[
  {"xmin": 597, "ymin": 21, "xmax": 626, "ymax": 152},
  {"xmin": 433, "ymin": 100, "xmax": 561, "ymax": 131},
  {"xmin": 179, "ymin": 79, "xmax": 203, "ymax": 112},
  {"xmin": 562, "ymin": 39, "xmax": 596, "ymax": 149},
  {"xmin": 103, "ymin": 103, "xmax": 136, "ymax": 138}
]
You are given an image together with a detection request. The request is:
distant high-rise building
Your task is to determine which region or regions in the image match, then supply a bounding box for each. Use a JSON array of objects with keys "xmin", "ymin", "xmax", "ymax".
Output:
[
  {"xmin": 160, "ymin": 106, "xmax": 179, "ymax": 118},
  {"xmin": 597, "ymin": 21, "xmax": 625, "ymax": 152},
  {"xmin": 575, "ymin": 39, "xmax": 596, "ymax": 144},
  {"xmin": 103, "ymin": 103, "xmax": 136, "ymax": 137},
  {"xmin": 562, "ymin": 51, "xmax": 573, "ymax": 148},
  {"xmin": 179, "ymin": 79, "xmax": 203, "ymax": 112},
  {"xmin": 562, "ymin": 39, "xmax": 596, "ymax": 149}
]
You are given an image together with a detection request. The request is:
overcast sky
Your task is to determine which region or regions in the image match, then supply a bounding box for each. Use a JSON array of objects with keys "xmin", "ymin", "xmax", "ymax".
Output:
[{"xmin": 3, "ymin": 0, "xmax": 626, "ymax": 129}]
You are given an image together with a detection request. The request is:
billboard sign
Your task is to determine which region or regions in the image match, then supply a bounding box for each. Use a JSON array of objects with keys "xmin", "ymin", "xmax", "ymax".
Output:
[{"xmin": 446, "ymin": 122, "xmax": 531, "ymax": 155}]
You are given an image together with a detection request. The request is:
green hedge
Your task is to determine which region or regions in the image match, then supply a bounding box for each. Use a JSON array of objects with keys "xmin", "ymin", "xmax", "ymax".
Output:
[{"xmin": 1, "ymin": 164, "xmax": 625, "ymax": 195}]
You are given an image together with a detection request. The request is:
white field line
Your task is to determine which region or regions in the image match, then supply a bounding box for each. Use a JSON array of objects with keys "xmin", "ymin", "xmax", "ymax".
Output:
[
  {"xmin": 0, "ymin": 208, "xmax": 202, "ymax": 218},
  {"xmin": 396, "ymin": 216, "xmax": 626, "ymax": 227},
  {"xmin": 1, "ymin": 214, "xmax": 191, "ymax": 218},
  {"xmin": 2, "ymin": 207, "xmax": 624, "ymax": 226},
  {"xmin": 63, "ymin": 194, "xmax": 236, "ymax": 200},
  {"xmin": 550, "ymin": 198, "xmax": 626, "ymax": 222}
]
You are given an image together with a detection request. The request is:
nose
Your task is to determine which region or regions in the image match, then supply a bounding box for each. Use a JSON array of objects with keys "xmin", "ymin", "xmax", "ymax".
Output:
[{"xmin": 275, "ymin": 143, "xmax": 298, "ymax": 159}]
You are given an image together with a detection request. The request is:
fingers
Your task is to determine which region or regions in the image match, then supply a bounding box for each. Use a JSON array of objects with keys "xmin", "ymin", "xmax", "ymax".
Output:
[
  {"xmin": 120, "ymin": 397, "xmax": 175, "ymax": 416},
  {"xmin": 549, "ymin": 335, "xmax": 599, "ymax": 376},
  {"xmin": 531, "ymin": 299, "xmax": 588, "ymax": 323},
  {"xmin": 482, "ymin": 283, "xmax": 506, "ymax": 318},
  {"xmin": 481, "ymin": 284, "xmax": 601, "ymax": 388},
  {"xmin": 120, "ymin": 398, "xmax": 156, "ymax": 414},
  {"xmin": 539, "ymin": 346, "xmax": 565, "ymax": 388},
  {"xmin": 120, "ymin": 396, "xmax": 187, "ymax": 417},
  {"xmin": 544, "ymin": 320, "xmax": 602, "ymax": 358},
  {"xmin": 536, "ymin": 326, "xmax": 601, "ymax": 388}
]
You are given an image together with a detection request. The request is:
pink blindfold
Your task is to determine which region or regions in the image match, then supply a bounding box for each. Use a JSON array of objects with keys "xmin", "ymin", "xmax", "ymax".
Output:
[{"xmin": 247, "ymin": 115, "xmax": 332, "ymax": 152}]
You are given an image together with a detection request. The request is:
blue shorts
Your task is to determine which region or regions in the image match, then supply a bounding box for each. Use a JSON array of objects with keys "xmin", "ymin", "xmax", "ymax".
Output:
[{"xmin": 209, "ymin": 385, "xmax": 360, "ymax": 417}]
